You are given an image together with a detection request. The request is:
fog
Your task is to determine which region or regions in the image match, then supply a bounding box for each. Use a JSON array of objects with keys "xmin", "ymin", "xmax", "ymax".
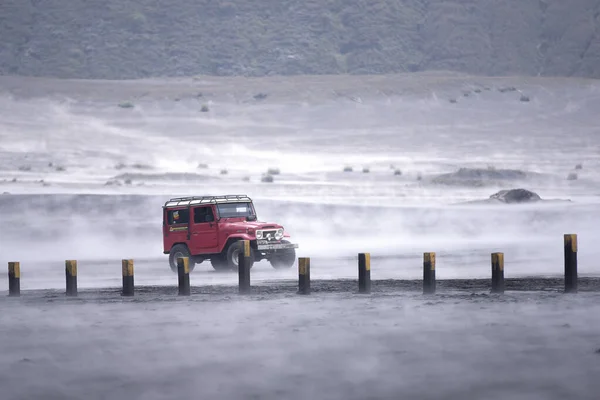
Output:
[
  {"xmin": 1, "ymin": 74, "xmax": 600, "ymax": 399},
  {"xmin": 1, "ymin": 75, "xmax": 599, "ymax": 286}
]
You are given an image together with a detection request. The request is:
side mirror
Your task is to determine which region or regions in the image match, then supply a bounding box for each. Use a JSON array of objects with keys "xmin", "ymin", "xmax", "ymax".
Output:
[{"xmin": 246, "ymin": 215, "xmax": 257, "ymax": 221}]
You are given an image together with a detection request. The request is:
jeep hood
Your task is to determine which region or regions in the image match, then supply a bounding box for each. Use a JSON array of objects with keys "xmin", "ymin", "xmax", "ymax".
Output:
[{"xmin": 220, "ymin": 218, "xmax": 283, "ymax": 230}]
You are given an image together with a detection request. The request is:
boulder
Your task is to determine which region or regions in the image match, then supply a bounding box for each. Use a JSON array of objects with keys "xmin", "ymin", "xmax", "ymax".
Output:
[
  {"xmin": 458, "ymin": 188, "xmax": 571, "ymax": 205},
  {"xmin": 489, "ymin": 189, "xmax": 541, "ymax": 204},
  {"xmin": 261, "ymin": 174, "xmax": 274, "ymax": 183}
]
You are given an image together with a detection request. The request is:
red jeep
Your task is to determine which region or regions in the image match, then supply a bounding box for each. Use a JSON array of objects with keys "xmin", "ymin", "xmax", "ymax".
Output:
[{"xmin": 162, "ymin": 195, "xmax": 298, "ymax": 272}]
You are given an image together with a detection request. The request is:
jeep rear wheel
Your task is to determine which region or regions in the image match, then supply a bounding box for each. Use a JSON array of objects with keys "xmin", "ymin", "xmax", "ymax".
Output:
[
  {"xmin": 269, "ymin": 240, "xmax": 296, "ymax": 269},
  {"xmin": 227, "ymin": 241, "xmax": 255, "ymax": 271},
  {"xmin": 169, "ymin": 244, "xmax": 195, "ymax": 273},
  {"xmin": 210, "ymin": 255, "xmax": 229, "ymax": 272}
]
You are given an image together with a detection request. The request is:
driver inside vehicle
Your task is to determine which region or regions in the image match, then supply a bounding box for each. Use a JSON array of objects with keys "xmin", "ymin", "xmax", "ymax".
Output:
[{"xmin": 194, "ymin": 207, "xmax": 215, "ymax": 224}]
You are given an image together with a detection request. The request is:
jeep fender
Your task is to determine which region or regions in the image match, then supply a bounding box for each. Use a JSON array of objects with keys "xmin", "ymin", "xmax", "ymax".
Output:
[
  {"xmin": 218, "ymin": 234, "xmax": 254, "ymax": 254},
  {"xmin": 165, "ymin": 242, "xmax": 190, "ymax": 254}
]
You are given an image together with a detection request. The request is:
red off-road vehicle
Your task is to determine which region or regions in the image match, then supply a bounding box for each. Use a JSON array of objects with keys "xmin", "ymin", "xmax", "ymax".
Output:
[{"xmin": 162, "ymin": 195, "xmax": 298, "ymax": 272}]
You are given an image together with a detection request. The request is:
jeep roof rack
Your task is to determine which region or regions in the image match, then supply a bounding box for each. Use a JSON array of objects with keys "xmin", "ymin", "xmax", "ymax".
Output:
[{"xmin": 163, "ymin": 194, "xmax": 252, "ymax": 208}]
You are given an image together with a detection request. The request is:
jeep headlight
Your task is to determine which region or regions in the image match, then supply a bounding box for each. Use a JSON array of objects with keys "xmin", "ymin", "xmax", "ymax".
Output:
[
  {"xmin": 275, "ymin": 228, "xmax": 284, "ymax": 240},
  {"xmin": 256, "ymin": 230, "xmax": 263, "ymax": 239}
]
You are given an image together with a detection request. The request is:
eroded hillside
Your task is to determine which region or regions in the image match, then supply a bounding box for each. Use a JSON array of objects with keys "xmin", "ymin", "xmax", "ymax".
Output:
[{"xmin": 0, "ymin": 0, "xmax": 599, "ymax": 79}]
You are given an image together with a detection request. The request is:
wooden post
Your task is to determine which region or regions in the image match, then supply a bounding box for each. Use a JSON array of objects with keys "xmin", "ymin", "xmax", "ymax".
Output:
[
  {"xmin": 178, "ymin": 257, "xmax": 191, "ymax": 296},
  {"xmin": 65, "ymin": 260, "xmax": 78, "ymax": 297},
  {"xmin": 564, "ymin": 234, "xmax": 578, "ymax": 293},
  {"xmin": 423, "ymin": 252, "xmax": 436, "ymax": 294},
  {"xmin": 358, "ymin": 253, "xmax": 371, "ymax": 294},
  {"xmin": 8, "ymin": 262, "xmax": 20, "ymax": 297},
  {"xmin": 298, "ymin": 257, "xmax": 311, "ymax": 295},
  {"xmin": 491, "ymin": 253, "xmax": 504, "ymax": 294},
  {"xmin": 122, "ymin": 259, "xmax": 134, "ymax": 297},
  {"xmin": 238, "ymin": 240, "xmax": 251, "ymax": 294}
]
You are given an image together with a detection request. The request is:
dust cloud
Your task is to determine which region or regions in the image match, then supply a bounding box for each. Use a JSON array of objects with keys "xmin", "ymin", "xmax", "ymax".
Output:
[{"xmin": 1, "ymin": 74, "xmax": 600, "ymax": 399}]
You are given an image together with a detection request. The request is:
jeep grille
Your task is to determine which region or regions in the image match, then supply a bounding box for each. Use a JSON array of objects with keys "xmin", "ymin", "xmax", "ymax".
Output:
[{"xmin": 260, "ymin": 230, "xmax": 278, "ymax": 241}]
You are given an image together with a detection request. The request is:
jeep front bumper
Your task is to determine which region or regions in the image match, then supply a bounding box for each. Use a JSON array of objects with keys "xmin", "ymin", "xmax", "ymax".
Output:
[{"xmin": 256, "ymin": 242, "xmax": 299, "ymax": 251}]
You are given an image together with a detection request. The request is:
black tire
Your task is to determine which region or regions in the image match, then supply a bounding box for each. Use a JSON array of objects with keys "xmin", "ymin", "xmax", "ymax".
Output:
[
  {"xmin": 169, "ymin": 244, "xmax": 195, "ymax": 272},
  {"xmin": 210, "ymin": 254, "xmax": 230, "ymax": 272},
  {"xmin": 226, "ymin": 241, "xmax": 255, "ymax": 271},
  {"xmin": 269, "ymin": 240, "xmax": 296, "ymax": 269}
]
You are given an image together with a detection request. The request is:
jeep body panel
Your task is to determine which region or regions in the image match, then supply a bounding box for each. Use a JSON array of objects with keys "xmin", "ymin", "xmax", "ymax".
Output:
[{"xmin": 163, "ymin": 204, "xmax": 220, "ymax": 254}]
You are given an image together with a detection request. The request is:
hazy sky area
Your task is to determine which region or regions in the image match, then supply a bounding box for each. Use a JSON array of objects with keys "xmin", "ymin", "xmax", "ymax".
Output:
[{"xmin": 1, "ymin": 1, "xmax": 600, "ymax": 399}]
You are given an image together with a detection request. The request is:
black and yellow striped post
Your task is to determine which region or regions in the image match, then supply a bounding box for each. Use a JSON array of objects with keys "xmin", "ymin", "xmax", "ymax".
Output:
[
  {"xmin": 65, "ymin": 260, "xmax": 78, "ymax": 297},
  {"xmin": 238, "ymin": 240, "xmax": 251, "ymax": 294},
  {"xmin": 298, "ymin": 257, "xmax": 311, "ymax": 295},
  {"xmin": 423, "ymin": 252, "xmax": 436, "ymax": 294},
  {"xmin": 491, "ymin": 253, "xmax": 504, "ymax": 294},
  {"xmin": 8, "ymin": 262, "xmax": 20, "ymax": 297},
  {"xmin": 564, "ymin": 234, "xmax": 578, "ymax": 293},
  {"xmin": 358, "ymin": 253, "xmax": 371, "ymax": 294},
  {"xmin": 178, "ymin": 257, "xmax": 191, "ymax": 296},
  {"xmin": 122, "ymin": 259, "xmax": 134, "ymax": 297}
]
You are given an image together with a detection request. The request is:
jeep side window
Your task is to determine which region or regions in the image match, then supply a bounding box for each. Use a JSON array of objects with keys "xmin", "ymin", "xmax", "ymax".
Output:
[
  {"xmin": 193, "ymin": 206, "xmax": 215, "ymax": 224},
  {"xmin": 167, "ymin": 208, "xmax": 189, "ymax": 225}
]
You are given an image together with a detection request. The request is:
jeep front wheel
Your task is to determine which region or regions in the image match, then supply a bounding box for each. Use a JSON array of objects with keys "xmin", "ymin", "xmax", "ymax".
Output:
[
  {"xmin": 169, "ymin": 244, "xmax": 195, "ymax": 273},
  {"xmin": 226, "ymin": 241, "xmax": 255, "ymax": 271},
  {"xmin": 269, "ymin": 240, "xmax": 296, "ymax": 269}
]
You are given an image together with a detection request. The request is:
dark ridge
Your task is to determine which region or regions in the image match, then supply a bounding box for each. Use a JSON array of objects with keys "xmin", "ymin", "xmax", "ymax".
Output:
[{"xmin": 0, "ymin": 0, "xmax": 599, "ymax": 80}]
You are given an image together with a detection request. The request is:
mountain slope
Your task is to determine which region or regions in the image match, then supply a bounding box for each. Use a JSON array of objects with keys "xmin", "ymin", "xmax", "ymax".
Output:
[{"xmin": 0, "ymin": 0, "xmax": 599, "ymax": 79}]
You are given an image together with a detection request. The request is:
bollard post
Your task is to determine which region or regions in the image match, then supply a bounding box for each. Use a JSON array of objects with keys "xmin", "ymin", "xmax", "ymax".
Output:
[
  {"xmin": 177, "ymin": 257, "xmax": 191, "ymax": 296},
  {"xmin": 491, "ymin": 253, "xmax": 504, "ymax": 294},
  {"xmin": 423, "ymin": 252, "xmax": 436, "ymax": 295},
  {"xmin": 298, "ymin": 257, "xmax": 311, "ymax": 295},
  {"xmin": 8, "ymin": 262, "xmax": 20, "ymax": 297},
  {"xmin": 122, "ymin": 259, "xmax": 134, "ymax": 297},
  {"xmin": 358, "ymin": 253, "xmax": 371, "ymax": 294},
  {"xmin": 65, "ymin": 260, "xmax": 78, "ymax": 297},
  {"xmin": 238, "ymin": 240, "xmax": 251, "ymax": 294},
  {"xmin": 564, "ymin": 234, "xmax": 578, "ymax": 293}
]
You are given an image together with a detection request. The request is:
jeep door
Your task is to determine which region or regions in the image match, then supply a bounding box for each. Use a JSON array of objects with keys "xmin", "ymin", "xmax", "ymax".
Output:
[
  {"xmin": 190, "ymin": 205, "xmax": 218, "ymax": 253},
  {"xmin": 164, "ymin": 207, "xmax": 190, "ymax": 250}
]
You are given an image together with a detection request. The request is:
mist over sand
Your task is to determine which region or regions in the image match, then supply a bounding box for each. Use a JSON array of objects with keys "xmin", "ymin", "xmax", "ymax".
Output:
[
  {"xmin": 1, "ymin": 73, "xmax": 600, "ymax": 399},
  {"xmin": 1, "ymin": 74, "xmax": 599, "ymax": 283}
]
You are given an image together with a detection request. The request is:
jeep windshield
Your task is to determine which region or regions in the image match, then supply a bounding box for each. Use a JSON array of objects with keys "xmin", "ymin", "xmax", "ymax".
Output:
[{"xmin": 216, "ymin": 202, "xmax": 256, "ymax": 218}]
